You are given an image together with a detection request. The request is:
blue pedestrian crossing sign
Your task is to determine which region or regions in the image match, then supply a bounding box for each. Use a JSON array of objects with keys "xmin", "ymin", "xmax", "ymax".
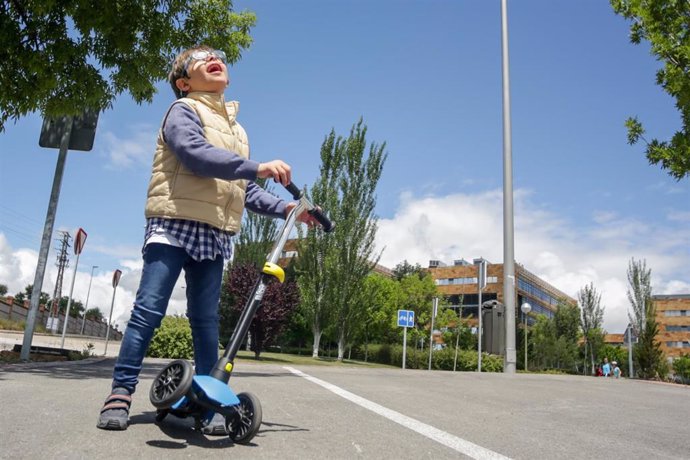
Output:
[{"xmin": 397, "ymin": 310, "xmax": 415, "ymax": 328}]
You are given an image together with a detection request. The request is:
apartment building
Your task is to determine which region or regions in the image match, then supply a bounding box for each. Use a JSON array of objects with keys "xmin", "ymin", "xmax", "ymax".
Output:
[
  {"xmin": 654, "ymin": 294, "xmax": 690, "ymax": 359},
  {"xmin": 427, "ymin": 258, "xmax": 575, "ymax": 325}
]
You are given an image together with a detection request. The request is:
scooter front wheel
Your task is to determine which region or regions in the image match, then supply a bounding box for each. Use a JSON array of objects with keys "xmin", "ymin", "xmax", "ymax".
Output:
[
  {"xmin": 226, "ymin": 392, "xmax": 262, "ymax": 444},
  {"xmin": 149, "ymin": 359, "xmax": 193, "ymax": 409}
]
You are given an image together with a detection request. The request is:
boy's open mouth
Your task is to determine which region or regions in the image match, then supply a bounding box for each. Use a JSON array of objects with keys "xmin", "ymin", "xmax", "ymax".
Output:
[{"xmin": 207, "ymin": 63, "xmax": 222, "ymax": 73}]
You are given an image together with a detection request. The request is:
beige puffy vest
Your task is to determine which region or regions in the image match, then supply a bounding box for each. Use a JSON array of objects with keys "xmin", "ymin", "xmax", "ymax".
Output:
[{"xmin": 145, "ymin": 93, "xmax": 250, "ymax": 233}]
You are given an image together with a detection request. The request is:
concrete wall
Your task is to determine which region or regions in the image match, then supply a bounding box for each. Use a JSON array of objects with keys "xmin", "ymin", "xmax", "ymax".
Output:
[{"xmin": 0, "ymin": 298, "xmax": 122, "ymax": 340}]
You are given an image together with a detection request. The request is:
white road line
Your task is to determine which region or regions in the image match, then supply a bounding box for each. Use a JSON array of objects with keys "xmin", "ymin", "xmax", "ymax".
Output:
[{"xmin": 284, "ymin": 366, "xmax": 511, "ymax": 460}]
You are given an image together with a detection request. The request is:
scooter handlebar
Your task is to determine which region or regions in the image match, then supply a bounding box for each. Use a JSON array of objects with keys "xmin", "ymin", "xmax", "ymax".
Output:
[
  {"xmin": 308, "ymin": 208, "xmax": 335, "ymax": 233},
  {"xmin": 283, "ymin": 182, "xmax": 335, "ymax": 233}
]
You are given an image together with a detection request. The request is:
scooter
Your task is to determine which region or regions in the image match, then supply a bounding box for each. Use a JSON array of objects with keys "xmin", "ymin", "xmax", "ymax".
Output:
[{"xmin": 148, "ymin": 182, "xmax": 334, "ymax": 443}]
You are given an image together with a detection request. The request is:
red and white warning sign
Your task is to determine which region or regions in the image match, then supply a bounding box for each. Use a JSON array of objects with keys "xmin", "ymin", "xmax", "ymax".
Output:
[
  {"xmin": 112, "ymin": 269, "xmax": 122, "ymax": 288},
  {"xmin": 74, "ymin": 227, "xmax": 88, "ymax": 255}
]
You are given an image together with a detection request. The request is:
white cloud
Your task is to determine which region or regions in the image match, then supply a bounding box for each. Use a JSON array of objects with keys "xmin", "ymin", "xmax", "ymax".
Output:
[
  {"xmin": 375, "ymin": 188, "xmax": 690, "ymax": 334},
  {"xmin": 99, "ymin": 124, "xmax": 156, "ymax": 170},
  {"xmin": 0, "ymin": 235, "xmax": 189, "ymax": 330}
]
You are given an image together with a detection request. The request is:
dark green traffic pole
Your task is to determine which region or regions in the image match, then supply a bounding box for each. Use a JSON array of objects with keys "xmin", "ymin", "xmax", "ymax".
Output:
[{"xmin": 20, "ymin": 117, "xmax": 74, "ymax": 361}]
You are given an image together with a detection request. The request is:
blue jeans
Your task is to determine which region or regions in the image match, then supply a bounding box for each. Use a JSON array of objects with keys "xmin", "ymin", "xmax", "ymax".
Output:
[{"xmin": 112, "ymin": 243, "xmax": 224, "ymax": 394}]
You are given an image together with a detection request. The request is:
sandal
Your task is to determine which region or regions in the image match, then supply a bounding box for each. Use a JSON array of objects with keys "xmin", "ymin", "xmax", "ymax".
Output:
[{"xmin": 97, "ymin": 388, "xmax": 132, "ymax": 430}]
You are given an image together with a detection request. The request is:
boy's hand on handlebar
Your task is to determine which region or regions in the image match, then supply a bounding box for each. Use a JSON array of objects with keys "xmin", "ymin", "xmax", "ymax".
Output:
[
  {"xmin": 257, "ymin": 160, "xmax": 292, "ymax": 186},
  {"xmin": 285, "ymin": 202, "xmax": 320, "ymax": 228}
]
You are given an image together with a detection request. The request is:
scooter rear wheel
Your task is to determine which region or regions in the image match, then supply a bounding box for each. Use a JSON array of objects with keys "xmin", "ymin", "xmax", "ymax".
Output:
[
  {"xmin": 149, "ymin": 359, "xmax": 193, "ymax": 409},
  {"xmin": 226, "ymin": 392, "xmax": 262, "ymax": 444}
]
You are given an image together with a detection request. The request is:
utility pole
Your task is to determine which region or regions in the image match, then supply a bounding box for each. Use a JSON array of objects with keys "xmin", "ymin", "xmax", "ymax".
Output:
[{"xmin": 48, "ymin": 231, "xmax": 71, "ymax": 332}]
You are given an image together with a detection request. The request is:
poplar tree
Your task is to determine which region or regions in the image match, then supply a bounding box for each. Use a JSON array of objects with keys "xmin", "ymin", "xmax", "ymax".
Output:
[
  {"xmin": 296, "ymin": 120, "xmax": 386, "ymax": 360},
  {"xmin": 627, "ymin": 257, "xmax": 652, "ymax": 336},
  {"xmin": 578, "ymin": 283, "xmax": 605, "ymax": 374}
]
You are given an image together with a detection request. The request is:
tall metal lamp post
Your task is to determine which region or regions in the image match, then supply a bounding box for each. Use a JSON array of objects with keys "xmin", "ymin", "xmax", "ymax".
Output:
[
  {"xmin": 521, "ymin": 302, "xmax": 531, "ymax": 371},
  {"xmin": 80, "ymin": 265, "xmax": 98, "ymax": 335}
]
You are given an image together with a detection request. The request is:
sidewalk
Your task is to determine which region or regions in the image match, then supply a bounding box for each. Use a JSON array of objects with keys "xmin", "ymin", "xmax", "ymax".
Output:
[{"xmin": 0, "ymin": 329, "xmax": 121, "ymax": 357}]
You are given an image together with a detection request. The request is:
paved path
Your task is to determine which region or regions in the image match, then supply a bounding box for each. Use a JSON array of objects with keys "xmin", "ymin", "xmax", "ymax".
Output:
[
  {"xmin": 0, "ymin": 330, "xmax": 121, "ymax": 356},
  {"xmin": 1, "ymin": 357, "xmax": 688, "ymax": 459}
]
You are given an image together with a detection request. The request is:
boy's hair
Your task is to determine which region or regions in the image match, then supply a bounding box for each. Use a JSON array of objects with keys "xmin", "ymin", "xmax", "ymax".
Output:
[{"xmin": 168, "ymin": 44, "xmax": 214, "ymax": 99}]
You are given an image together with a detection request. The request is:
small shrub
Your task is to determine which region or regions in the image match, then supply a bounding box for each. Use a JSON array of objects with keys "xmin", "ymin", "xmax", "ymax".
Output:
[
  {"xmin": 147, "ymin": 316, "xmax": 193, "ymax": 360},
  {"xmin": 672, "ymin": 355, "xmax": 690, "ymax": 384}
]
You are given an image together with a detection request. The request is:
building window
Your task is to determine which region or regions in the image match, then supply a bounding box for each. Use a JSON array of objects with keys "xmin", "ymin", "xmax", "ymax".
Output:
[
  {"xmin": 666, "ymin": 325, "xmax": 690, "ymax": 332},
  {"xmin": 664, "ymin": 310, "xmax": 689, "ymax": 317},
  {"xmin": 665, "ymin": 341, "xmax": 690, "ymax": 348}
]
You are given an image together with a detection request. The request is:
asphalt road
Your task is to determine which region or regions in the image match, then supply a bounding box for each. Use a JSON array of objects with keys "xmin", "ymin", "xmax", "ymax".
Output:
[{"xmin": 0, "ymin": 358, "xmax": 688, "ymax": 460}]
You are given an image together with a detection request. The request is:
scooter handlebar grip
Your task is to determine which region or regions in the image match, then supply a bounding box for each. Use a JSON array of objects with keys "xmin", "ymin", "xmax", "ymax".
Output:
[
  {"xmin": 285, "ymin": 182, "xmax": 302, "ymax": 200},
  {"xmin": 309, "ymin": 208, "xmax": 335, "ymax": 233}
]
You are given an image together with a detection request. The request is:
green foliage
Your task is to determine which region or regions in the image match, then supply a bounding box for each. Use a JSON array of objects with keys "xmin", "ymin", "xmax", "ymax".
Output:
[
  {"xmin": 634, "ymin": 309, "xmax": 665, "ymax": 379},
  {"xmin": 611, "ymin": 0, "xmax": 690, "ymax": 180},
  {"xmin": 0, "ymin": 1, "xmax": 256, "ymax": 130},
  {"xmin": 296, "ymin": 119, "xmax": 387, "ymax": 359},
  {"xmin": 392, "ymin": 260, "xmax": 426, "ymax": 281},
  {"xmin": 672, "ymin": 354, "xmax": 690, "ymax": 384},
  {"xmin": 233, "ymin": 178, "xmax": 278, "ymax": 268},
  {"xmin": 354, "ymin": 343, "xmax": 502, "ymax": 372},
  {"xmin": 0, "ymin": 284, "xmax": 7, "ymax": 296},
  {"xmin": 85, "ymin": 307, "xmax": 104, "ymax": 321},
  {"xmin": 530, "ymin": 307, "xmax": 581, "ymax": 373},
  {"xmin": 147, "ymin": 316, "xmax": 194, "ymax": 360},
  {"xmin": 578, "ymin": 283, "xmax": 605, "ymax": 374}
]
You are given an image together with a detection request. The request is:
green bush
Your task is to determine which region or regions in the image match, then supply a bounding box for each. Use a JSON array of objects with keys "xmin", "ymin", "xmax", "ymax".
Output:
[
  {"xmin": 147, "ymin": 316, "xmax": 193, "ymax": 360},
  {"xmin": 672, "ymin": 354, "xmax": 690, "ymax": 384},
  {"xmin": 363, "ymin": 343, "xmax": 503, "ymax": 372}
]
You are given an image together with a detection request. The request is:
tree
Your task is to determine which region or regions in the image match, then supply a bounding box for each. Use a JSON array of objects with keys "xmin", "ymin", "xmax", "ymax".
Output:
[
  {"xmin": 296, "ymin": 120, "xmax": 387, "ymax": 360},
  {"xmin": 14, "ymin": 284, "xmax": 50, "ymax": 307},
  {"xmin": 351, "ymin": 273, "xmax": 404, "ymax": 361},
  {"xmin": 634, "ymin": 301, "xmax": 664, "ymax": 379},
  {"xmin": 57, "ymin": 296, "xmax": 85, "ymax": 317},
  {"xmin": 611, "ymin": 0, "xmax": 690, "ymax": 180},
  {"xmin": 85, "ymin": 307, "xmax": 104, "ymax": 322},
  {"xmin": 0, "ymin": 1, "xmax": 256, "ymax": 131},
  {"xmin": 392, "ymin": 260, "xmax": 425, "ymax": 281},
  {"xmin": 232, "ymin": 178, "xmax": 279, "ymax": 267},
  {"xmin": 0, "ymin": 284, "xmax": 7, "ymax": 296},
  {"xmin": 578, "ymin": 283, "xmax": 605, "ymax": 374},
  {"xmin": 225, "ymin": 263, "xmax": 299, "ymax": 359},
  {"xmin": 627, "ymin": 258, "xmax": 652, "ymax": 337},
  {"xmin": 553, "ymin": 301, "xmax": 581, "ymax": 372}
]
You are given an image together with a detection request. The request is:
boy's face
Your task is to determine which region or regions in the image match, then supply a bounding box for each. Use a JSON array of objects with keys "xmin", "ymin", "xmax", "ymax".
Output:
[{"xmin": 175, "ymin": 49, "xmax": 229, "ymax": 95}]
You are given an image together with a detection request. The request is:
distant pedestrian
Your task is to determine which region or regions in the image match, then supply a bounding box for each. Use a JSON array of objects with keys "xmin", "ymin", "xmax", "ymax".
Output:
[
  {"xmin": 612, "ymin": 361, "xmax": 621, "ymax": 379},
  {"xmin": 602, "ymin": 357, "xmax": 611, "ymax": 378}
]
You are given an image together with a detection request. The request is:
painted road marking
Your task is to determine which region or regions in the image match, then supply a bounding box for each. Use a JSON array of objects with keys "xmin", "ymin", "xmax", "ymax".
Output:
[{"xmin": 284, "ymin": 366, "xmax": 511, "ymax": 460}]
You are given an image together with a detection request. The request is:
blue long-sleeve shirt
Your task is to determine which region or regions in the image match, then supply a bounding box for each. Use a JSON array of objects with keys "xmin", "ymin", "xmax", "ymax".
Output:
[
  {"xmin": 143, "ymin": 102, "xmax": 287, "ymax": 261},
  {"xmin": 163, "ymin": 102, "xmax": 287, "ymax": 219}
]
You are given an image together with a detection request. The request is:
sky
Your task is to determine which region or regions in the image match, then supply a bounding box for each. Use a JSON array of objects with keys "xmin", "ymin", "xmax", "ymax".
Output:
[{"xmin": 1, "ymin": 1, "xmax": 689, "ymax": 335}]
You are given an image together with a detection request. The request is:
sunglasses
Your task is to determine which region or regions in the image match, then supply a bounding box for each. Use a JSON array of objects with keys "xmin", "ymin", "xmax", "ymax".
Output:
[{"xmin": 183, "ymin": 49, "xmax": 227, "ymax": 75}]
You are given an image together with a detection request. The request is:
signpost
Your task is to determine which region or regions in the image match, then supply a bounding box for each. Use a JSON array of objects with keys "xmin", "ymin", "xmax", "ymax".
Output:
[
  {"xmin": 20, "ymin": 110, "xmax": 98, "ymax": 361},
  {"xmin": 104, "ymin": 269, "xmax": 122, "ymax": 356},
  {"xmin": 60, "ymin": 228, "xmax": 87, "ymax": 348},
  {"xmin": 428, "ymin": 297, "xmax": 439, "ymax": 370},
  {"xmin": 474, "ymin": 258, "xmax": 488, "ymax": 372},
  {"xmin": 397, "ymin": 309, "xmax": 415, "ymax": 369}
]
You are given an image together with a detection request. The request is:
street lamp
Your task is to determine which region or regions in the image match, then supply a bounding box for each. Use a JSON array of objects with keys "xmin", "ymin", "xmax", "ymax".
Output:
[
  {"xmin": 521, "ymin": 302, "xmax": 531, "ymax": 371},
  {"xmin": 80, "ymin": 265, "xmax": 98, "ymax": 335}
]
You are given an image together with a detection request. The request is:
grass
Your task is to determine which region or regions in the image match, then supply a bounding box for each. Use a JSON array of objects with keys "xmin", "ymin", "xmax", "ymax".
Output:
[{"xmin": 233, "ymin": 350, "xmax": 395, "ymax": 368}]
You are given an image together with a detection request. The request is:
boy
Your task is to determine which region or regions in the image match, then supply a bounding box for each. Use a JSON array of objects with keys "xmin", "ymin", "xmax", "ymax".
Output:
[{"xmin": 97, "ymin": 45, "xmax": 316, "ymax": 433}]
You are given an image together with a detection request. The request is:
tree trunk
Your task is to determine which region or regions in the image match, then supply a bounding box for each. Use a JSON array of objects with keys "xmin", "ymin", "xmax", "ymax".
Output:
[
  {"xmin": 337, "ymin": 329, "xmax": 346, "ymax": 361},
  {"xmin": 312, "ymin": 329, "xmax": 322, "ymax": 358}
]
